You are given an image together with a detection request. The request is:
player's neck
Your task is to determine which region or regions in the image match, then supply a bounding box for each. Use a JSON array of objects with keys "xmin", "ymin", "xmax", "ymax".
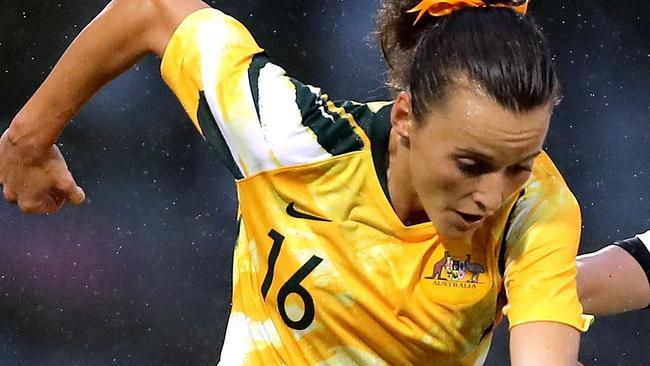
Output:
[{"xmin": 386, "ymin": 130, "xmax": 429, "ymax": 226}]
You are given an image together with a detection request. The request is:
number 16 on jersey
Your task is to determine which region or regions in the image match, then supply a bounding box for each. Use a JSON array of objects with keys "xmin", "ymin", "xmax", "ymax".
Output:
[{"xmin": 261, "ymin": 229, "xmax": 324, "ymax": 330}]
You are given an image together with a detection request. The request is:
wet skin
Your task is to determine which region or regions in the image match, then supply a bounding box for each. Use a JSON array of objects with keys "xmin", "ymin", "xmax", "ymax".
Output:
[{"xmin": 388, "ymin": 84, "xmax": 552, "ymax": 240}]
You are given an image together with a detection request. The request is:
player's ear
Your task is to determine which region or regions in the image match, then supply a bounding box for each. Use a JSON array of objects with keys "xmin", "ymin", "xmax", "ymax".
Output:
[{"xmin": 391, "ymin": 91, "xmax": 414, "ymax": 141}]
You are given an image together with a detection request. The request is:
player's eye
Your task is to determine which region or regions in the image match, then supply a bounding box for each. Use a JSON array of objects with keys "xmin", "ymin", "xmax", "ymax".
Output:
[
  {"xmin": 506, "ymin": 164, "xmax": 533, "ymax": 175},
  {"xmin": 456, "ymin": 158, "xmax": 494, "ymax": 177}
]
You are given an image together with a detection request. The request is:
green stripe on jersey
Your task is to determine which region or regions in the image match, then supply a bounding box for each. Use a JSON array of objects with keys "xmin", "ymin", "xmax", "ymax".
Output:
[
  {"xmin": 290, "ymin": 79, "xmax": 364, "ymax": 156},
  {"xmin": 332, "ymin": 101, "xmax": 393, "ymax": 201},
  {"xmin": 197, "ymin": 91, "xmax": 244, "ymax": 179},
  {"xmin": 247, "ymin": 53, "xmax": 270, "ymax": 122}
]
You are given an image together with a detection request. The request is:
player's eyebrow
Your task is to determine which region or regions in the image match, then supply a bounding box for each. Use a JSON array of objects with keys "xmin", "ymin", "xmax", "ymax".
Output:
[
  {"xmin": 517, "ymin": 151, "xmax": 543, "ymax": 163},
  {"xmin": 454, "ymin": 148, "xmax": 542, "ymax": 164},
  {"xmin": 454, "ymin": 149, "xmax": 495, "ymax": 164}
]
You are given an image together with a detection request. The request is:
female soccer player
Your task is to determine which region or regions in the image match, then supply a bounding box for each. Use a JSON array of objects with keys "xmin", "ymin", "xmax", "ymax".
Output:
[{"xmin": 0, "ymin": 0, "xmax": 592, "ymax": 364}]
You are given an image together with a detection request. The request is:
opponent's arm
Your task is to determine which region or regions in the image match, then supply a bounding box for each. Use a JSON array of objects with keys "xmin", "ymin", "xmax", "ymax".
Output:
[
  {"xmin": 0, "ymin": 0, "xmax": 208, "ymax": 213},
  {"xmin": 577, "ymin": 234, "xmax": 650, "ymax": 316},
  {"xmin": 510, "ymin": 321, "xmax": 580, "ymax": 366}
]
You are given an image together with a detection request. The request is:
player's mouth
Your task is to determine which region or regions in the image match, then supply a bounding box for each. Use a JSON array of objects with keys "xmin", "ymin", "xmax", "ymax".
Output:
[{"xmin": 454, "ymin": 211, "xmax": 484, "ymax": 229}]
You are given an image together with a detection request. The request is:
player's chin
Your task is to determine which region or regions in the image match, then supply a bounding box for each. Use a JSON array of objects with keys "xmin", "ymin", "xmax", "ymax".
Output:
[
  {"xmin": 438, "ymin": 226, "xmax": 477, "ymax": 241},
  {"xmin": 436, "ymin": 216, "xmax": 481, "ymax": 240}
]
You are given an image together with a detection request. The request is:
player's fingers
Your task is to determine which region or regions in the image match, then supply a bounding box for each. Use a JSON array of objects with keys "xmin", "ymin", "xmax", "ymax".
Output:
[
  {"xmin": 38, "ymin": 196, "xmax": 62, "ymax": 214},
  {"xmin": 55, "ymin": 176, "xmax": 86, "ymax": 205},
  {"xmin": 67, "ymin": 185, "xmax": 86, "ymax": 205},
  {"xmin": 50, "ymin": 191, "xmax": 66, "ymax": 210},
  {"xmin": 18, "ymin": 199, "xmax": 42, "ymax": 214},
  {"xmin": 18, "ymin": 195, "xmax": 59, "ymax": 214},
  {"xmin": 3, "ymin": 187, "xmax": 17, "ymax": 203},
  {"xmin": 41, "ymin": 196, "xmax": 61, "ymax": 214}
]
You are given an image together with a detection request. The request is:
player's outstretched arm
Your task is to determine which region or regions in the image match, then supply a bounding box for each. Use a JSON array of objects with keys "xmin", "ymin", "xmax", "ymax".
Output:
[
  {"xmin": 0, "ymin": 0, "xmax": 208, "ymax": 214},
  {"xmin": 577, "ymin": 232, "xmax": 650, "ymax": 316}
]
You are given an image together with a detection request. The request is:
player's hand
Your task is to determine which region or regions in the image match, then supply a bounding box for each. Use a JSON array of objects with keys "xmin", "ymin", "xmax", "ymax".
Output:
[{"xmin": 0, "ymin": 129, "xmax": 85, "ymax": 214}]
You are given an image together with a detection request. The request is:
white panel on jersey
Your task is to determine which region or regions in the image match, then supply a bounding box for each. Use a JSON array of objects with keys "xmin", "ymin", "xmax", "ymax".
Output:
[
  {"xmin": 197, "ymin": 18, "xmax": 288, "ymax": 178},
  {"xmin": 196, "ymin": 19, "xmax": 250, "ymax": 177},
  {"xmin": 219, "ymin": 312, "xmax": 283, "ymax": 365},
  {"xmin": 196, "ymin": 18, "xmax": 333, "ymax": 177},
  {"xmin": 257, "ymin": 62, "xmax": 332, "ymax": 169}
]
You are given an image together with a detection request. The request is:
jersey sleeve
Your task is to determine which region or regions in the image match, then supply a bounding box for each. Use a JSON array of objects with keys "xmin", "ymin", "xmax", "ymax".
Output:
[
  {"xmin": 501, "ymin": 153, "xmax": 593, "ymax": 332},
  {"xmin": 637, "ymin": 230, "xmax": 650, "ymax": 246},
  {"xmin": 161, "ymin": 8, "xmax": 368, "ymax": 179},
  {"xmin": 615, "ymin": 230, "xmax": 650, "ymax": 287}
]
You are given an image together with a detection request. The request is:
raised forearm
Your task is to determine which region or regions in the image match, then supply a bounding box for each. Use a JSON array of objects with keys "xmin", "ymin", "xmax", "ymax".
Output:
[
  {"xmin": 8, "ymin": 0, "xmax": 208, "ymax": 150},
  {"xmin": 0, "ymin": 0, "xmax": 208, "ymax": 214}
]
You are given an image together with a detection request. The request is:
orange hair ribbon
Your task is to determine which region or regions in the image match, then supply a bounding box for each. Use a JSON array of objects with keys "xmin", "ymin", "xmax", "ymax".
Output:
[{"xmin": 407, "ymin": 0, "xmax": 529, "ymax": 24}]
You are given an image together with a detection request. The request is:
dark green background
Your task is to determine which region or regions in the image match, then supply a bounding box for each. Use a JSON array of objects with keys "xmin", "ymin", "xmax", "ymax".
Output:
[{"xmin": 1, "ymin": 0, "xmax": 649, "ymax": 365}]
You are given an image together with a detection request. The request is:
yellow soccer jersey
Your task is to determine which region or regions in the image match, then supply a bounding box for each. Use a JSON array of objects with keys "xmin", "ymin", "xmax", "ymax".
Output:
[{"xmin": 161, "ymin": 8, "xmax": 593, "ymax": 366}]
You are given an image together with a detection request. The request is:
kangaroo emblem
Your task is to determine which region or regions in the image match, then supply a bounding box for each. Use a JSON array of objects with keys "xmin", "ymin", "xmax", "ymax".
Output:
[{"xmin": 426, "ymin": 251, "xmax": 449, "ymax": 280}]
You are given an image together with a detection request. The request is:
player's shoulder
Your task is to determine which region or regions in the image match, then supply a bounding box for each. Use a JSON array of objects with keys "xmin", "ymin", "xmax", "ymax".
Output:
[
  {"xmin": 525, "ymin": 150, "xmax": 573, "ymax": 198},
  {"xmin": 162, "ymin": 7, "xmax": 261, "ymax": 67},
  {"xmin": 341, "ymin": 100, "xmax": 393, "ymax": 145},
  {"xmin": 510, "ymin": 150, "xmax": 580, "ymax": 226},
  {"xmin": 289, "ymin": 94, "xmax": 393, "ymax": 156}
]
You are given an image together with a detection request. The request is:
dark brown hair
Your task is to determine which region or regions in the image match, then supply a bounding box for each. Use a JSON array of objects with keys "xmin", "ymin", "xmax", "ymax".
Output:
[{"xmin": 376, "ymin": 0, "xmax": 560, "ymax": 121}]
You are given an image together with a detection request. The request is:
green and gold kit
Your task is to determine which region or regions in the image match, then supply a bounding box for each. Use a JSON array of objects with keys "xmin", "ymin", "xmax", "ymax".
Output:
[{"xmin": 161, "ymin": 8, "xmax": 592, "ymax": 365}]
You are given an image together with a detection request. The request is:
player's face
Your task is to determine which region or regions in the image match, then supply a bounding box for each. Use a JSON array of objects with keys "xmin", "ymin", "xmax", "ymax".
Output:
[{"xmin": 404, "ymin": 86, "xmax": 551, "ymax": 240}]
